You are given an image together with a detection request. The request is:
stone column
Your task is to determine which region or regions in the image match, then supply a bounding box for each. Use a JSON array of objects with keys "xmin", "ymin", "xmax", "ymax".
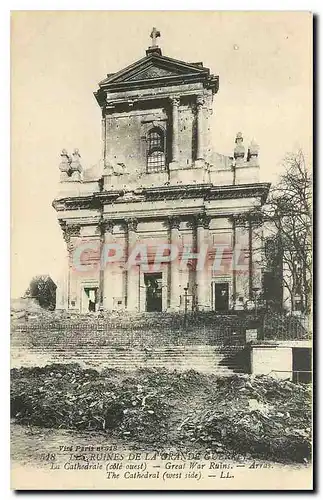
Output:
[
  {"xmin": 101, "ymin": 220, "xmax": 114, "ymax": 310},
  {"xmin": 56, "ymin": 221, "xmax": 69, "ymax": 310},
  {"xmin": 98, "ymin": 219, "xmax": 105, "ymax": 312},
  {"xmin": 64, "ymin": 224, "xmax": 81, "ymax": 311},
  {"xmin": 196, "ymin": 214, "xmax": 210, "ymax": 310},
  {"xmin": 126, "ymin": 218, "xmax": 139, "ymax": 311},
  {"xmin": 169, "ymin": 216, "xmax": 181, "ymax": 310},
  {"xmin": 171, "ymin": 97, "xmax": 180, "ymax": 163},
  {"xmin": 196, "ymin": 95, "xmax": 205, "ymax": 161},
  {"xmin": 231, "ymin": 215, "xmax": 237, "ymax": 310}
]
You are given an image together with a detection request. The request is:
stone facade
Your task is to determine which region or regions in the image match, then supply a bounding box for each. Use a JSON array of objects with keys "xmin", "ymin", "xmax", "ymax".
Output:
[{"xmin": 53, "ymin": 32, "xmax": 270, "ymax": 314}]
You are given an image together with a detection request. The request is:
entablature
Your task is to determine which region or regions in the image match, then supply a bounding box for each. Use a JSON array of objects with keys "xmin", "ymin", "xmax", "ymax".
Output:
[{"xmin": 53, "ymin": 182, "xmax": 270, "ymax": 214}]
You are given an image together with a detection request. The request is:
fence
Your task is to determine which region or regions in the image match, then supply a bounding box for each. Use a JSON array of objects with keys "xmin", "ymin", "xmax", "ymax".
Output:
[
  {"xmin": 262, "ymin": 312, "xmax": 311, "ymax": 341},
  {"xmin": 12, "ymin": 312, "xmax": 251, "ymax": 347},
  {"xmin": 12, "ymin": 310, "xmax": 311, "ymax": 347}
]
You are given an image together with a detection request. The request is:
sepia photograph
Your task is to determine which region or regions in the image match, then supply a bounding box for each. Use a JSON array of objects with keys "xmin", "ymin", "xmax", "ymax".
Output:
[{"xmin": 10, "ymin": 11, "xmax": 313, "ymax": 490}]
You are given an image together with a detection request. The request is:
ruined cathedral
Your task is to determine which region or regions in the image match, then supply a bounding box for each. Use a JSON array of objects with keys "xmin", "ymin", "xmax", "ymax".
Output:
[{"xmin": 53, "ymin": 29, "xmax": 270, "ymax": 314}]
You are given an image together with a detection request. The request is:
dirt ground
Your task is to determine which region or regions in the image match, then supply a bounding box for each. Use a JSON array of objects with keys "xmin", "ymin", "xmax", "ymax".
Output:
[
  {"xmin": 10, "ymin": 364, "xmax": 312, "ymax": 489},
  {"xmin": 11, "ymin": 423, "xmax": 312, "ymax": 490}
]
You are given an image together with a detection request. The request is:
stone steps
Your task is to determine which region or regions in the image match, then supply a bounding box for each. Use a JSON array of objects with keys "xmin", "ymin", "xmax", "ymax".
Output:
[
  {"xmin": 11, "ymin": 312, "xmax": 251, "ymax": 375},
  {"xmin": 11, "ymin": 344, "xmax": 246, "ymax": 375},
  {"xmin": 11, "ymin": 344, "xmax": 243, "ymax": 354}
]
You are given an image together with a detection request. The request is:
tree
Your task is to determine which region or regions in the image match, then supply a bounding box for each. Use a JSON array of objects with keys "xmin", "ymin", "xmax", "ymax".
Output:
[
  {"xmin": 235, "ymin": 150, "xmax": 312, "ymax": 315},
  {"xmin": 264, "ymin": 150, "xmax": 312, "ymax": 314},
  {"xmin": 24, "ymin": 275, "xmax": 57, "ymax": 310}
]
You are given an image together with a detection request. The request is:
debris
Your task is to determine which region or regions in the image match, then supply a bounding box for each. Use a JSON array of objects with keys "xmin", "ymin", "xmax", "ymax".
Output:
[{"xmin": 10, "ymin": 364, "xmax": 311, "ymax": 463}]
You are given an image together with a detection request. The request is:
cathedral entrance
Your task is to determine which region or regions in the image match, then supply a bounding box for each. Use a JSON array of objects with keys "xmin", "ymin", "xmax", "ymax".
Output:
[
  {"xmin": 144, "ymin": 273, "xmax": 162, "ymax": 312},
  {"xmin": 82, "ymin": 287, "xmax": 98, "ymax": 313},
  {"xmin": 213, "ymin": 282, "xmax": 229, "ymax": 312}
]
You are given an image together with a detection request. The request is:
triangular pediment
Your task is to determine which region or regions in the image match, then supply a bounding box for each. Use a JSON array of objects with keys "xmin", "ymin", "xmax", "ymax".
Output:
[
  {"xmin": 127, "ymin": 65, "xmax": 183, "ymax": 81},
  {"xmin": 99, "ymin": 54, "xmax": 210, "ymax": 87}
]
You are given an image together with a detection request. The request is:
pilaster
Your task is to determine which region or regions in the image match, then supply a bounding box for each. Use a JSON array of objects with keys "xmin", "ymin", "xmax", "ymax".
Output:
[
  {"xmin": 196, "ymin": 95, "xmax": 205, "ymax": 163},
  {"xmin": 62, "ymin": 223, "xmax": 81, "ymax": 310},
  {"xmin": 126, "ymin": 218, "xmax": 139, "ymax": 311},
  {"xmin": 56, "ymin": 221, "xmax": 70, "ymax": 310},
  {"xmin": 169, "ymin": 96, "xmax": 180, "ymax": 171},
  {"xmin": 195, "ymin": 213, "xmax": 211, "ymax": 310},
  {"xmin": 230, "ymin": 215, "xmax": 237, "ymax": 309},
  {"xmin": 101, "ymin": 219, "xmax": 114, "ymax": 310},
  {"xmin": 168, "ymin": 216, "xmax": 181, "ymax": 310}
]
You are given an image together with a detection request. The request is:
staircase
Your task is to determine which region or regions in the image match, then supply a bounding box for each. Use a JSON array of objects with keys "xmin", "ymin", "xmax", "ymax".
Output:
[
  {"xmin": 11, "ymin": 311, "xmax": 251, "ymax": 375},
  {"xmin": 11, "ymin": 343, "xmax": 247, "ymax": 375}
]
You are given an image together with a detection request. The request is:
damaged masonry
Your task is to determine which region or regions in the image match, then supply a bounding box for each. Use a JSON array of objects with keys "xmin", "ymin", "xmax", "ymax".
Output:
[{"xmin": 53, "ymin": 29, "xmax": 269, "ymax": 314}]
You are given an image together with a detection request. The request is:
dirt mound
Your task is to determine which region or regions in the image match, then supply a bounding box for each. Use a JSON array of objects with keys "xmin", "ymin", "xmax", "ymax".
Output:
[{"xmin": 10, "ymin": 364, "xmax": 311, "ymax": 463}]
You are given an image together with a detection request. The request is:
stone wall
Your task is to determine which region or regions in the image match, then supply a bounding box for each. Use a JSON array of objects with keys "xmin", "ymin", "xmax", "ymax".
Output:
[
  {"xmin": 251, "ymin": 345, "xmax": 293, "ymax": 380},
  {"xmin": 105, "ymin": 107, "xmax": 167, "ymax": 175},
  {"xmin": 104, "ymin": 103, "xmax": 197, "ymax": 177}
]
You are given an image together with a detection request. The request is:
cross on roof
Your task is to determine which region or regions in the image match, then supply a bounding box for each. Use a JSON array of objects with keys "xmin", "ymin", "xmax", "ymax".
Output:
[{"xmin": 150, "ymin": 27, "xmax": 161, "ymax": 47}]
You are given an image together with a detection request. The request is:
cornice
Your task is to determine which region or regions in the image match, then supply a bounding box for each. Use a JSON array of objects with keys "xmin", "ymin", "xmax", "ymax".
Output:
[
  {"xmin": 53, "ymin": 182, "xmax": 271, "ymax": 212},
  {"xmin": 97, "ymin": 74, "xmax": 218, "ymax": 96},
  {"xmin": 207, "ymin": 183, "xmax": 271, "ymax": 204},
  {"xmin": 52, "ymin": 191, "xmax": 121, "ymax": 211}
]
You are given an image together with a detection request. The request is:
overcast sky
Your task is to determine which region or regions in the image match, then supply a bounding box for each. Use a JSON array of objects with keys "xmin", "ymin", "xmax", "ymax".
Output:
[{"xmin": 11, "ymin": 11, "xmax": 312, "ymax": 298}]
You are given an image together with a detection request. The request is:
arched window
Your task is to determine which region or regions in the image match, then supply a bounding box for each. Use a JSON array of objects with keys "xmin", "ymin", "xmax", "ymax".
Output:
[{"xmin": 147, "ymin": 127, "xmax": 166, "ymax": 173}]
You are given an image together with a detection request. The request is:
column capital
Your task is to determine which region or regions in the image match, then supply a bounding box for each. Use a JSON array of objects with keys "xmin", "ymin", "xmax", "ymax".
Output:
[
  {"xmin": 126, "ymin": 218, "xmax": 138, "ymax": 232},
  {"xmin": 68, "ymin": 224, "xmax": 81, "ymax": 236},
  {"xmin": 59, "ymin": 220, "xmax": 69, "ymax": 244},
  {"xmin": 168, "ymin": 215, "xmax": 181, "ymax": 230},
  {"xmin": 61, "ymin": 223, "xmax": 81, "ymax": 243},
  {"xmin": 59, "ymin": 222, "xmax": 81, "ymax": 252},
  {"xmin": 170, "ymin": 96, "xmax": 180, "ymax": 106},
  {"xmin": 228, "ymin": 214, "xmax": 239, "ymax": 224},
  {"xmin": 230, "ymin": 211, "xmax": 263, "ymax": 227},
  {"xmin": 99, "ymin": 218, "xmax": 114, "ymax": 234},
  {"xmin": 196, "ymin": 213, "xmax": 211, "ymax": 229},
  {"xmin": 186, "ymin": 216, "xmax": 197, "ymax": 230},
  {"xmin": 196, "ymin": 94, "xmax": 205, "ymax": 107}
]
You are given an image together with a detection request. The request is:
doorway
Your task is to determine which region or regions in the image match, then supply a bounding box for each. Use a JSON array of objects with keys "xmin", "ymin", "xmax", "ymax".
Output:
[
  {"xmin": 83, "ymin": 287, "xmax": 98, "ymax": 313},
  {"xmin": 144, "ymin": 273, "xmax": 162, "ymax": 312},
  {"xmin": 292, "ymin": 347, "xmax": 311, "ymax": 383},
  {"xmin": 213, "ymin": 282, "xmax": 229, "ymax": 312}
]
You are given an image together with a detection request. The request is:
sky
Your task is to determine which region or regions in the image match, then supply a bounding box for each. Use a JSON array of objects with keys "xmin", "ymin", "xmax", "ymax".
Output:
[{"xmin": 11, "ymin": 11, "xmax": 312, "ymax": 298}]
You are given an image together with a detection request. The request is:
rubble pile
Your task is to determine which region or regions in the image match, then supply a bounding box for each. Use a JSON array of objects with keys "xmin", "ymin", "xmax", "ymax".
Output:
[
  {"xmin": 179, "ymin": 375, "xmax": 311, "ymax": 462},
  {"xmin": 11, "ymin": 365, "xmax": 311, "ymax": 462},
  {"xmin": 11, "ymin": 364, "xmax": 169, "ymax": 442}
]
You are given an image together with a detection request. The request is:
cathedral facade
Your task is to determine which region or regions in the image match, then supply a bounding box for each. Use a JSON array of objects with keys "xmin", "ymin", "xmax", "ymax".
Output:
[{"xmin": 53, "ymin": 30, "xmax": 270, "ymax": 314}]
